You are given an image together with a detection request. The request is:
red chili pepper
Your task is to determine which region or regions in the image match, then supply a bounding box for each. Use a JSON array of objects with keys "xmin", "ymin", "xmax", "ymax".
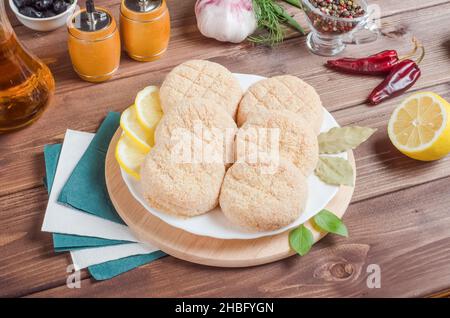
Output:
[
  {"xmin": 367, "ymin": 59, "xmax": 421, "ymax": 105},
  {"xmin": 326, "ymin": 50, "xmax": 399, "ymax": 75}
]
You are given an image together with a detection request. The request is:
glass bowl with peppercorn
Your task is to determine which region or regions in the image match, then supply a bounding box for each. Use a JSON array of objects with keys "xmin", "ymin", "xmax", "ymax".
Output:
[
  {"xmin": 9, "ymin": 0, "xmax": 77, "ymax": 31},
  {"xmin": 302, "ymin": 0, "xmax": 379, "ymax": 56}
]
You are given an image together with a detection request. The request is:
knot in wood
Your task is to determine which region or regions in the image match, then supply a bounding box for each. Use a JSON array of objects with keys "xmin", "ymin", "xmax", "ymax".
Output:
[{"xmin": 330, "ymin": 262, "xmax": 354, "ymax": 279}]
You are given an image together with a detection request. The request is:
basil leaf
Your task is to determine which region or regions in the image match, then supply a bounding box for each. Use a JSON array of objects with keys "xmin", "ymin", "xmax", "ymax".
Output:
[
  {"xmin": 315, "ymin": 156, "xmax": 354, "ymax": 186},
  {"xmin": 289, "ymin": 224, "xmax": 314, "ymax": 256},
  {"xmin": 313, "ymin": 209, "xmax": 348, "ymax": 237},
  {"xmin": 318, "ymin": 126, "xmax": 376, "ymax": 154}
]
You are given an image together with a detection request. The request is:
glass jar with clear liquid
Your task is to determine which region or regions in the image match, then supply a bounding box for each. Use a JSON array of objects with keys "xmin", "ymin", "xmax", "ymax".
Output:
[{"xmin": 0, "ymin": 0, "xmax": 55, "ymax": 133}]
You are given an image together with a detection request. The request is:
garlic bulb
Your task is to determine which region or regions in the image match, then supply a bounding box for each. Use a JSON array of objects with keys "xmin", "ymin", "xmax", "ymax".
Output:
[{"xmin": 195, "ymin": 0, "xmax": 258, "ymax": 43}]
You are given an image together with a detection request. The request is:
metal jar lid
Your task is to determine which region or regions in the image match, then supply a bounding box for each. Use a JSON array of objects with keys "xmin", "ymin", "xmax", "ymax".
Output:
[
  {"xmin": 68, "ymin": 8, "xmax": 118, "ymax": 41},
  {"xmin": 72, "ymin": 9, "xmax": 111, "ymax": 32},
  {"xmin": 121, "ymin": 0, "xmax": 166, "ymax": 22},
  {"xmin": 124, "ymin": 0, "xmax": 162, "ymax": 13}
]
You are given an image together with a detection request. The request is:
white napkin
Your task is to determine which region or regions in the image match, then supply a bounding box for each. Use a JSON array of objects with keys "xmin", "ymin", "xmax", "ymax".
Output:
[
  {"xmin": 41, "ymin": 130, "xmax": 138, "ymax": 242},
  {"xmin": 41, "ymin": 129, "xmax": 160, "ymax": 268},
  {"xmin": 71, "ymin": 242, "xmax": 159, "ymax": 270}
]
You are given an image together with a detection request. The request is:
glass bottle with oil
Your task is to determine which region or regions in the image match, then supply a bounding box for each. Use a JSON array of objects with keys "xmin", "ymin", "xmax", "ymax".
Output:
[{"xmin": 0, "ymin": 0, "xmax": 55, "ymax": 133}]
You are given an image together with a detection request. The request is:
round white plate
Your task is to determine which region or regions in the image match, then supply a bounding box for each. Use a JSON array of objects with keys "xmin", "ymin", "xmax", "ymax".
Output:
[{"xmin": 120, "ymin": 73, "xmax": 347, "ymax": 240}]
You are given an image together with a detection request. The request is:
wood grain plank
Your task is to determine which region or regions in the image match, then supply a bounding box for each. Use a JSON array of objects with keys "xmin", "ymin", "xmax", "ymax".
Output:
[
  {"xmin": 0, "ymin": 186, "xmax": 89, "ymax": 297},
  {"xmin": 7, "ymin": 0, "xmax": 450, "ymax": 29},
  {"xmin": 25, "ymin": 176, "xmax": 450, "ymax": 298},
  {"xmin": 10, "ymin": 0, "xmax": 450, "ymax": 99},
  {"xmin": 7, "ymin": 0, "xmax": 449, "ymax": 28},
  {"xmin": 429, "ymin": 289, "xmax": 450, "ymax": 298},
  {"xmin": 1, "ymin": 0, "xmax": 450, "ymax": 298},
  {"xmin": 2, "ymin": 3, "xmax": 450, "ymax": 197}
]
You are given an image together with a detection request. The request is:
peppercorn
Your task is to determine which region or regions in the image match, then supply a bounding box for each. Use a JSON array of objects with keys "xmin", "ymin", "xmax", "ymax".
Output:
[
  {"xmin": 306, "ymin": 0, "xmax": 365, "ymax": 35},
  {"xmin": 309, "ymin": 0, "xmax": 365, "ymax": 19}
]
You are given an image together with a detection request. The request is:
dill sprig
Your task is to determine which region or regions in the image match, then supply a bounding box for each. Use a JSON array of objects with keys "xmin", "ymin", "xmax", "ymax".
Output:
[{"xmin": 249, "ymin": 0, "xmax": 305, "ymax": 46}]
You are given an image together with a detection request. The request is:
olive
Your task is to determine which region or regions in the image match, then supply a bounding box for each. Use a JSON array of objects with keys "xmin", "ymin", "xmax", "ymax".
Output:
[
  {"xmin": 52, "ymin": 0, "xmax": 68, "ymax": 14},
  {"xmin": 34, "ymin": 0, "xmax": 53, "ymax": 11},
  {"xmin": 13, "ymin": 0, "xmax": 35, "ymax": 8},
  {"xmin": 19, "ymin": 6, "xmax": 44, "ymax": 18},
  {"xmin": 13, "ymin": 0, "xmax": 26, "ymax": 8}
]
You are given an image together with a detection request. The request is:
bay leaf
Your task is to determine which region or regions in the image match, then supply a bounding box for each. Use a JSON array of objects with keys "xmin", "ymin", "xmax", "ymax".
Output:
[
  {"xmin": 318, "ymin": 126, "xmax": 376, "ymax": 154},
  {"xmin": 315, "ymin": 157, "xmax": 354, "ymax": 186},
  {"xmin": 289, "ymin": 224, "xmax": 314, "ymax": 256}
]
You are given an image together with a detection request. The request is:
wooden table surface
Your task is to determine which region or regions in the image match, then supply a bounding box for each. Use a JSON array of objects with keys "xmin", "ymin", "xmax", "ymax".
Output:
[{"xmin": 1, "ymin": 0, "xmax": 450, "ymax": 298}]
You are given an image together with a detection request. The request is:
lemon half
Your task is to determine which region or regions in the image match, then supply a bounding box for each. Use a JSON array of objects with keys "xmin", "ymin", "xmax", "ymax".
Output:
[
  {"xmin": 388, "ymin": 92, "xmax": 450, "ymax": 161},
  {"xmin": 115, "ymin": 134, "xmax": 147, "ymax": 180},
  {"xmin": 120, "ymin": 105, "xmax": 153, "ymax": 152},
  {"xmin": 134, "ymin": 86, "xmax": 163, "ymax": 132}
]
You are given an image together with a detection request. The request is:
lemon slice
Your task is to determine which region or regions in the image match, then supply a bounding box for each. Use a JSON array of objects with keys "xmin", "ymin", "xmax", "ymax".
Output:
[
  {"xmin": 388, "ymin": 92, "xmax": 450, "ymax": 161},
  {"xmin": 120, "ymin": 105, "xmax": 153, "ymax": 152},
  {"xmin": 115, "ymin": 134, "xmax": 148, "ymax": 180},
  {"xmin": 134, "ymin": 86, "xmax": 163, "ymax": 132}
]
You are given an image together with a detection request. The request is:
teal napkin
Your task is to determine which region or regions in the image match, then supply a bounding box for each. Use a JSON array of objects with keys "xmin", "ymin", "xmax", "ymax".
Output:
[
  {"xmin": 43, "ymin": 143, "xmax": 129, "ymax": 251},
  {"xmin": 43, "ymin": 143, "xmax": 62, "ymax": 192},
  {"xmin": 57, "ymin": 112, "xmax": 124, "ymax": 224},
  {"xmin": 52, "ymin": 233, "xmax": 126, "ymax": 252},
  {"xmin": 88, "ymin": 250, "xmax": 166, "ymax": 280},
  {"xmin": 44, "ymin": 114, "xmax": 166, "ymax": 280}
]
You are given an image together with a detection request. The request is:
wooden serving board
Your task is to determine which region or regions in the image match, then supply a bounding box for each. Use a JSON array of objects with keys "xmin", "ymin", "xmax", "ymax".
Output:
[{"xmin": 105, "ymin": 128, "xmax": 356, "ymax": 267}]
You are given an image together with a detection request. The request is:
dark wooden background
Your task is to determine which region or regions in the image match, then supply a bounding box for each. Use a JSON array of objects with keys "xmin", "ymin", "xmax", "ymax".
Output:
[{"xmin": 1, "ymin": 0, "xmax": 450, "ymax": 297}]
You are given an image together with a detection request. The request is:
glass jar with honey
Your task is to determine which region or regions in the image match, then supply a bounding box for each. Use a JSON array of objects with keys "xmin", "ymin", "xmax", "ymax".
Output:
[
  {"xmin": 67, "ymin": 2, "xmax": 121, "ymax": 82},
  {"xmin": 0, "ymin": 0, "xmax": 55, "ymax": 133},
  {"xmin": 120, "ymin": 0, "xmax": 170, "ymax": 62}
]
